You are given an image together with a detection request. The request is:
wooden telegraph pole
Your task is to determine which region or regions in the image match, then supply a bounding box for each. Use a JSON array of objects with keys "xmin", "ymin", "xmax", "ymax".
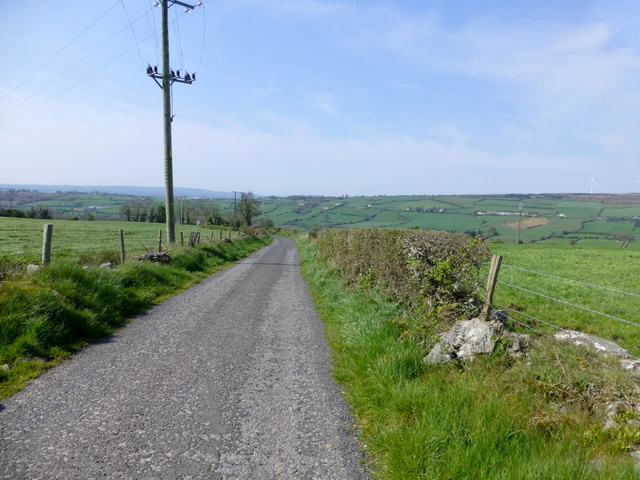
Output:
[{"xmin": 147, "ymin": 0, "xmax": 201, "ymax": 244}]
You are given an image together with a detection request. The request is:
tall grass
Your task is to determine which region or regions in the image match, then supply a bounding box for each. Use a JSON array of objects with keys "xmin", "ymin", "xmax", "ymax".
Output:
[
  {"xmin": 297, "ymin": 236, "xmax": 640, "ymax": 479},
  {"xmin": 0, "ymin": 236, "xmax": 271, "ymax": 398}
]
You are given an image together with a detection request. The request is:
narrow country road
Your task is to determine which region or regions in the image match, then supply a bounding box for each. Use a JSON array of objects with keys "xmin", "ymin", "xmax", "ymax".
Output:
[{"xmin": 0, "ymin": 236, "xmax": 367, "ymax": 479}]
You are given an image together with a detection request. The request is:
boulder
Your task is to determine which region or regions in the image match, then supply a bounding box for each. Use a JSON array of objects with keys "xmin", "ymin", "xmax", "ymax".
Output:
[
  {"xmin": 26, "ymin": 264, "xmax": 40, "ymax": 275},
  {"xmin": 424, "ymin": 313, "xmax": 530, "ymax": 364},
  {"xmin": 555, "ymin": 330, "xmax": 640, "ymax": 373},
  {"xmin": 555, "ymin": 330, "xmax": 630, "ymax": 359}
]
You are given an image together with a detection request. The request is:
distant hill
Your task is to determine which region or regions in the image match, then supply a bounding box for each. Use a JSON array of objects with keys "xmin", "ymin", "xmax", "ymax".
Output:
[{"xmin": 0, "ymin": 184, "xmax": 234, "ymax": 199}]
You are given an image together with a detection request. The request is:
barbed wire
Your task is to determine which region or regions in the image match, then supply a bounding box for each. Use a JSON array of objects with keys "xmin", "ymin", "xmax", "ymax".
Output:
[
  {"xmin": 499, "ymin": 281, "xmax": 640, "ymax": 328},
  {"xmin": 495, "ymin": 302, "xmax": 566, "ymax": 332},
  {"xmin": 495, "ymin": 303, "xmax": 640, "ymax": 382},
  {"xmin": 503, "ymin": 264, "xmax": 640, "ymax": 298}
]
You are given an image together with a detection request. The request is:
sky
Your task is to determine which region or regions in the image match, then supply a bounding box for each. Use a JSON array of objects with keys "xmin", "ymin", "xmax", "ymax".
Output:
[{"xmin": 1, "ymin": 0, "xmax": 640, "ymax": 197}]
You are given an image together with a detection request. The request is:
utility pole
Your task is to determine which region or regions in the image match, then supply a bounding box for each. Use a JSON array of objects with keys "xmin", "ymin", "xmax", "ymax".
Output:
[
  {"xmin": 516, "ymin": 202, "xmax": 523, "ymax": 244},
  {"xmin": 147, "ymin": 0, "xmax": 200, "ymax": 244},
  {"xmin": 233, "ymin": 191, "xmax": 244, "ymax": 230}
]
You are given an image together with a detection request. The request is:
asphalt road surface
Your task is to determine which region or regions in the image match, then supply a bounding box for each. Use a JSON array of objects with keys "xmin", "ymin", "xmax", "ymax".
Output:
[{"xmin": 0, "ymin": 236, "xmax": 367, "ymax": 479}]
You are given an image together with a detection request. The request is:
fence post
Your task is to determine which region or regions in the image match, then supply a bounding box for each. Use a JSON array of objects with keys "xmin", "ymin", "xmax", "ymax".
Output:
[
  {"xmin": 210, "ymin": 230, "xmax": 214, "ymax": 242},
  {"xmin": 119, "ymin": 229, "xmax": 125, "ymax": 263},
  {"xmin": 180, "ymin": 231, "xmax": 184, "ymax": 246},
  {"xmin": 482, "ymin": 254, "xmax": 502, "ymax": 321},
  {"xmin": 42, "ymin": 223, "xmax": 53, "ymax": 265},
  {"xmin": 158, "ymin": 230, "xmax": 162, "ymax": 252},
  {"xmin": 219, "ymin": 229, "xmax": 222, "ymax": 240}
]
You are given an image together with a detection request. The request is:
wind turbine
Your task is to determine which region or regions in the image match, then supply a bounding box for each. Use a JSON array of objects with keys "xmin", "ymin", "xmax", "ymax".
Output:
[{"xmin": 587, "ymin": 177, "xmax": 597, "ymax": 194}]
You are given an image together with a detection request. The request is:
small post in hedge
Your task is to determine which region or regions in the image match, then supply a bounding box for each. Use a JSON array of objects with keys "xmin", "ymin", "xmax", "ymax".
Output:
[
  {"xmin": 158, "ymin": 230, "xmax": 162, "ymax": 252},
  {"xmin": 481, "ymin": 254, "xmax": 502, "ymax": 321}
]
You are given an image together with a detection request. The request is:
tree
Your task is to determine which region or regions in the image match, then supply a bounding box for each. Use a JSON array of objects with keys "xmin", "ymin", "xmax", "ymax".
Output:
[
  {"xmin": 120, "ymin": 204, "xmax": 133, "ymax": 222},
  {"xmin": 29, "ymin": 206, "xmax": 52, "ymax": 219},
  {"xmin": 237, "ymin": 192, "xmax": 261, "ymax": 226}
]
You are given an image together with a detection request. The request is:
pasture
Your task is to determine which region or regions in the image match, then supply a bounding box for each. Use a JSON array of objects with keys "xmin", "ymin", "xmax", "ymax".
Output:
[
  {"xmin": 5, "ymin": 190, "xmax": 640, "ymax": 245},
  {"xmin": 0, "ymin": 217, "xmax": 233, "ymax": 265},
  {"xmin": 488, "ymin": 242, "xmax": 640, "ymax": 356}
]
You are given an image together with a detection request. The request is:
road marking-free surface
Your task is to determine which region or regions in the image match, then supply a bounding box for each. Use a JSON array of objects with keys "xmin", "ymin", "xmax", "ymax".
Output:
[{"xmin": 0, "ymin": 236, "xmax": 366, "ymax": 479}]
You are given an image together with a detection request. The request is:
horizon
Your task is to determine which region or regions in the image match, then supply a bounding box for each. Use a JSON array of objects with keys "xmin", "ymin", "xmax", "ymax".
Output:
[
  {"xmin": 2, "ymin": 1, "xmax": 640, "ymax": 196},
  {"xmin": 2, "ymin": 183, "xmax": 640, "ymax": 199}
]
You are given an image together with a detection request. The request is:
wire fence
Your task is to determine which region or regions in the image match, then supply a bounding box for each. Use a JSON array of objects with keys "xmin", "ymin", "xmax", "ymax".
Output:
[
  {"xmin": 489, "ymin": 259, "xmax": 640, "ymax": 361},
  {"xmin": 0, "ymin": 220, "xmax": 240, "ymax": 264}
]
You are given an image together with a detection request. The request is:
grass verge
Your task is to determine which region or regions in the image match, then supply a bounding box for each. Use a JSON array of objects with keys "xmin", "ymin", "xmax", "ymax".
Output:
[
  {"xmin": 0, "ymin": 235, "xmax": 271, "ymax": 398},
  {"xmin": 297, "ymin": 236, "xmax": 640, "ymax": 479}
]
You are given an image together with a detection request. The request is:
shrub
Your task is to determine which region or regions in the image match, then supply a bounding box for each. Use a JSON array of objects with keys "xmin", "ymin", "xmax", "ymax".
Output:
[{"xmin": 317, "ymin": 229, "xmax": 490, "ymax": 325}]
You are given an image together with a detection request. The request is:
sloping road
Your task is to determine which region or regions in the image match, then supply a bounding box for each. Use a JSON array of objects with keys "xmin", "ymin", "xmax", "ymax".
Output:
[{"xmin": 0, "ymin": 236, "xmax": 367, "ymax": 479}]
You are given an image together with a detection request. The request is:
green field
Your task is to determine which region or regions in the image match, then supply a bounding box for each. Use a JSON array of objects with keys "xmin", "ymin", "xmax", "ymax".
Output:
[
  {"xmin": 0, "ymin": 217, "xmax": 237, "ymax": 264},
  {"xmin": 487, "ymin": 242, "xmax": 640, "ymax": 356},
  {"xmin": 5, "ymin": 190, "xmax": 640, "ymax": 246}
]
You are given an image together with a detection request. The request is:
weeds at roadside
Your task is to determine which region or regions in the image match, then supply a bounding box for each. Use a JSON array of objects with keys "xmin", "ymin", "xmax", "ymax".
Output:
[
  {"xmin": 297, "ymin": 236, "xmax": 640, "ymax": 479},
  {"xmin": 0, "ymin": 236, "xmax": 271, "ymax": 399}
]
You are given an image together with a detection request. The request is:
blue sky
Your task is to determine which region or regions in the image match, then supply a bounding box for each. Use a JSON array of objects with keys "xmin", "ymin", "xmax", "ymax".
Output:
[{"xmin": 1, "ymin": 0, "xmax": 640, "ymax": 196}]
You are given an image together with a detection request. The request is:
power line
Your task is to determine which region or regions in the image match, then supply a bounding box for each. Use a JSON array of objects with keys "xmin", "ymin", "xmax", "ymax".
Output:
[
  {"xmin": 173, "ymin": 6, "xmax": 185, "ymax": 70},
  {"xmin": 0, "ymin": 7, "xmax": 154, "ymax": 123},
  {"xmin": 146, "ymin": 1, "xmax": 161, "ymax": 66},
  {"xmin": 195, "ymin": 2, "xmax": 206, "ymax": 73},
  {"xmin": 0, "ymin": 31, "xmax": 157, "ymax": 130},
  {"xmin": 0, "ymin": 1, "xmax": 121, "ymax": 105},
  {"xmin": 120, "ymin": 0, "xmax": 146, "ymax": 68}
]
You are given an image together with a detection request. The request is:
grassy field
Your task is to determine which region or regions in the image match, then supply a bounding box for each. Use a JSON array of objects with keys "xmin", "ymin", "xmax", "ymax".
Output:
[
  {"xmin": 0, "ymin": 217, "xmax": 238, "ymax": 265},
  {"xmin": 487, "ymin": 242, "xmax": 640, "ymax": 357},
  {"xmin": 7, "ymin": 190, "xmax": 640, "ymax": 245},
  {"xmin": 298, "ymin": 235, "xmax": 640, "ymax": 479}
]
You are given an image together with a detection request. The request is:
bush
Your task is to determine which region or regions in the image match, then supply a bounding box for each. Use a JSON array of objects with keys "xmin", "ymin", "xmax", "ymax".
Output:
[{"xmin": 317, "ymin": 229, "xmax": 490, "ymax": 325}]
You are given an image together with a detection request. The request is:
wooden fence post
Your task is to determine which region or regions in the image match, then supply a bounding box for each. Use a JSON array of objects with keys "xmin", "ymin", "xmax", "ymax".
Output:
[
  {"xmin": 119, "ymin": 229, "xmax": 125, "ymax": 263},
  {"xmin": 42, "ymin": 223, "xmax": 53, "ymax": 265},
  {"xmin": 219, "ymin": 229, "xmax": 222, "ymax": 240},
  {"xmin": 482, "ymin": 254, "xmax": 502, "ymax": 321},
  {"xmin": 158, "ymin": 230, "xmax": 162, "ymax": 252},
  {"xmin": 180, "ymin": 231, "xmax": 184, "ymax": 246}
]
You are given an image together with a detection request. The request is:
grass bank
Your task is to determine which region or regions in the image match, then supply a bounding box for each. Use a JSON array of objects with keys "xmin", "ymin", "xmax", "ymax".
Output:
[
  {"xmin": 0, "ymin": 235, "xmax": 271, "ymax": 398},
  {"xmin": 297, "ymin": 236, "xmax": 640, "ymax": 479}
]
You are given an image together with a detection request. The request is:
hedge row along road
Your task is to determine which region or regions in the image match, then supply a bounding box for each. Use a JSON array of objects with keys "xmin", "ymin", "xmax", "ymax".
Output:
[{"xmin": 0, "ymin": 236, "xmax": 366, "ymax": 479}]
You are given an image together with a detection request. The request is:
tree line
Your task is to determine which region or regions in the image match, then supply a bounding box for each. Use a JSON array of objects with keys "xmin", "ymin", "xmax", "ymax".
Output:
[
  {"xmin": 119, "ymin": 192, "xmax": 268, "ymax": 228},
  {"xmin": 0, "ymin": 206, "xmax": 53, "ymax": 219}
]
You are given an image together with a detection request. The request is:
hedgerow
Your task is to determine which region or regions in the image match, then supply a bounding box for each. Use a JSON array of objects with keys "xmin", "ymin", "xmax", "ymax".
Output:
[{"xmin": 317, "ymin": 228, "xmax": 490, "ymax": 325}]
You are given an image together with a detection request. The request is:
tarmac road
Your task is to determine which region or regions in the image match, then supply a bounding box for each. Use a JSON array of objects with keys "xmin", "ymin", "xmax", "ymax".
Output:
[{"xmin": 0, "ymin": 236, "xmax": 367, "ymax": 479}]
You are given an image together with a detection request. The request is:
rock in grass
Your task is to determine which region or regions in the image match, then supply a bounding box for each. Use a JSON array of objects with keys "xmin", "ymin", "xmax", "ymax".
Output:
[
  {"xmin": 424, "ymin": 312, "xmax": 530, "ymax": 364},
  {"xmin": 555, "ymin": 330, "xmax": 640, "ymax": 373},
  {"xmin": 16, "ymin": 357, "xmax": 47, "ymax": 363},
  {"xmin": 26, "ymin": 264, "xmax": 40, "ymax": 275},
  {"xmin": 138, "ymin": 252, "xmax": 171, "ymax": 263}
]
